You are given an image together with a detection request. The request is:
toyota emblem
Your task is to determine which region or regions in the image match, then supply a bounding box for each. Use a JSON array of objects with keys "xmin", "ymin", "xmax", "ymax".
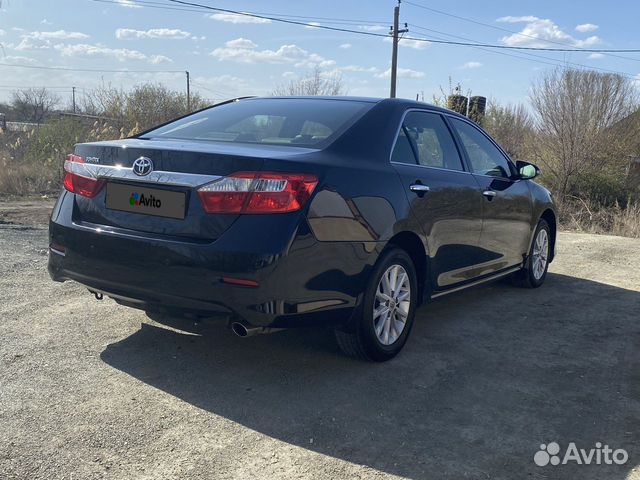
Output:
[{"xmin": 132, "ymin": 157, "xmax": 153, "ymax": 176}]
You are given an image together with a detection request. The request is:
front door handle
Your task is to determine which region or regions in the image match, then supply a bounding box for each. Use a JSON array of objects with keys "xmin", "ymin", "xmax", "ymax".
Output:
[
  {"xmin": 410, "ymin": 184, "xmax": 430, "ymax": 193},
  {"xmin": 482, "ymin": 190, "xmax": 497, "ymax": 199}
]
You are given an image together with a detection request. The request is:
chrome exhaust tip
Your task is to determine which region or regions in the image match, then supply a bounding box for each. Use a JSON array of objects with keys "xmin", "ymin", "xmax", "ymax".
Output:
[
  {"xmin": 230, "ymin": 321, "xmax": 283, "ymax": 337},
  {"xmin": 231, "ymin": 322, "xmax": 251, "ymax": 337}
]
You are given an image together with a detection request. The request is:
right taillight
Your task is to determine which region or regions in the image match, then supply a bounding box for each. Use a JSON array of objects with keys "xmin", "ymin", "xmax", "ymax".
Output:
[
  {"xmin": 63, "ymin": 154, "xmax": 105, "ymax": 198},
  {"xmin": 198, "ymin": 172, "xmax": 318, "ymax": 214}
]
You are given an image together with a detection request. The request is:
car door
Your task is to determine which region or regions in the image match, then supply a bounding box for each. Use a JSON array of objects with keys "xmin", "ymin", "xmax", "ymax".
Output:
[
  {"xmin": 448, "ymin": 116, "xmax": 533, "ymax": 273},
  {"xmin": 390, "ymin": 110, "xmax": 486, "ymax": 289}
]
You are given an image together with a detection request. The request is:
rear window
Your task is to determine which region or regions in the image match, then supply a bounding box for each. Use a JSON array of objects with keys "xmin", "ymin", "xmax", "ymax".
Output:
[{"xmin": 141, "ymin": 98, "xmax": 372, "ymax": 147}]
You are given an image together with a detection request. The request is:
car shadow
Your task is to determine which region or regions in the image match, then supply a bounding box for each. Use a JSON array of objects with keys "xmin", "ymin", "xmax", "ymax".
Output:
[{"xmin": 100, "ymin": 273, "xmax": 640, "ymax": 479}]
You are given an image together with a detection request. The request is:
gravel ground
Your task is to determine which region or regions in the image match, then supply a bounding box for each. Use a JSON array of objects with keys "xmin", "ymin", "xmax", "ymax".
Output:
[{"xmin": 0, "ymin": 200, "xmax": 639, "ymax": 480}]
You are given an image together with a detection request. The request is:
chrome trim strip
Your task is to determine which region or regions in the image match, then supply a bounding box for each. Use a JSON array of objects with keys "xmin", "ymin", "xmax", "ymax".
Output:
[
  {"xmin": 64, "ymin": 161, "xmax": 222, "ymax": 188},
  {"xmin": 49, "ymin": 246, "xmax": 66, "ymax": 257},
  {"xmin": 430, "ymin": 266, "xmax": 521, "ymax": 299}
]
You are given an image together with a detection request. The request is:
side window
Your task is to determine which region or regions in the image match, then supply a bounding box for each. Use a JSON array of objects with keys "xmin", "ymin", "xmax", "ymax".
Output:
[
  {"xmin": 400, "ymin": 112, "xmax": 464, "ymax": 171},
  {"xmin": 391, "ymin": 128, "xmax": 418, "ymax": 164},
  {"xmin": 449, "ymin": 118, "xmax": 513, "ymax": 178}
]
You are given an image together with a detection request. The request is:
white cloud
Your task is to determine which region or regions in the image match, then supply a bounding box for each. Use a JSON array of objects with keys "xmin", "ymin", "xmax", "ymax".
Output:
[
  {"xmin": 211, "ymin": 38, "xmax": 335, "ymax": 68},
  {"xmin": 27, "ymin": 30, "xmax": 89, "ymax": 40},
  {"xmin": 496, "ymin": 16, "xmax": 539, "ymax": 23},
  {"xmin": 224, "ymin": 37, "xmax": 257, "ymax": 49},
  {"xmin": 462, "ymin": 61, "xmax": 482, "ymax": 69},
  {"xmin": 282, "ymin": 71, "xmax": 296, "ymax": 79},
  {"xmin": 3, "ymin": 55, "xmax": 37, "ymax": 64},
  {"xmin": 56, "ymin": 43, "xmax": 148, "ymax": 62},
  {"xmin": 115, "ymin": 28, "xmax": 192, "ymax": 40},
  {"xmin": 376, "ymin": 68, "xmax": 425, "ymax": 79},
  {"xmin": 588, "ymin": 53, "xmax": 605, "ymax": 59},
  {"xmin": 576, "ymin": 23, "xmax": 599, "ymax": 33},
  {"xmin": 15, "ymin": 37, "xmax": 53, "ymax": 51},
  {"xmin": 40, "ymin": 19, "xmax": 53, "ymax": 25},
  {"xmin": 359, "ymin": 25, "xmax": 388, "ymax": 32},
  {"xmin": 149, "ymin": 54, "xmax": 173, "ymax": 64},
  {"xmin": 496, "ymin": 16, "xmax": 602, "ymax": 48},
  {"xmin": 339, "ymin": 43, "xmax": 352, "ymax": 49},
  {"xmin": 383, "ymin": 36, "xmax": 430, "ymax": 50},
  {"xmin": 113, "ymin": 0, "xmax": 142, "ymax": 8},
  {"xmin": 208, "ymin": 12, "xmax": 270, "ymax": 24},
  {"xmin": 0, "ymin": 29, "xmax": 5, "ymax": 36},
  {"xmin": 342, "ymin": 65, "xmax": 379, "ymax": 73},
  {"xmin": 15, "ymin": 30, "xmax": 90, "ymax": 51}
]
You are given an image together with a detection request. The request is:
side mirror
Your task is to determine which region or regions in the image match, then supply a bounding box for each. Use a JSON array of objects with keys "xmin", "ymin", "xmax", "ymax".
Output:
[{"xmin": 516, "ymin": 160, "xmax": 540, "ymax": 180}]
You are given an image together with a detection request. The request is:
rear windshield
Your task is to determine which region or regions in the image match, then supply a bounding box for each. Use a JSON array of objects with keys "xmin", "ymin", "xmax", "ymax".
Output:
[{"xmin": 141, "ymin": 98, "xmax": 373, "ymax": 147}]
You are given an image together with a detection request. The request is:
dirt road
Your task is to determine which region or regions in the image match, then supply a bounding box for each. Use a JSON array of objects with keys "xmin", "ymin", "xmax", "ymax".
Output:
[{"xmin": 1, "ymin": 199, "xmax": 639, "ymax": 480}]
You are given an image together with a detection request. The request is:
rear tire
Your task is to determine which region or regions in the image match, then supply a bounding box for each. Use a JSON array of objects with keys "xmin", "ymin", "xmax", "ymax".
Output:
[
  {"xmin": 335, "ymin": 248, "xmax": 418, "ymax": 361},
  {"xmin": 512, "ymin": 219, "xmax": 551, "ymax": 288}
]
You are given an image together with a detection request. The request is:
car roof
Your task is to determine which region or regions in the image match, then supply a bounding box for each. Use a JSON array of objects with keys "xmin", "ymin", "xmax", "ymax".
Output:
[{"xmin": 244, "ymin": 95, "xmax": 464, "ymax": 118}]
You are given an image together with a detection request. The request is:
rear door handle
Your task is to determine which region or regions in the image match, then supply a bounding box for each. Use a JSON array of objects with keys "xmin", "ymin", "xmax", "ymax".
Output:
[
  {"xmin": 482, "ymin": 190, "xmax": 497, "ymax": 199},
  {"xmin": 410, "ymin": 184, "xmax": 430, "ymax": 193}
]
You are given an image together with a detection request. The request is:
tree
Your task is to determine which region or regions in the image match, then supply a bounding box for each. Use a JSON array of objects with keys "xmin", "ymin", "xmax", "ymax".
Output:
[
  {"xmin": 85, "ymin": 83, "xmax": 209, "ymax": 133},
  {"xmin": 272, "ymin": 67, "xmax": 345, "ymax": 96},
  {"xmin": 483, "ymin": 102, "xmax": 534, "ymax": 160},
  {"xmin": 530, "ymin": 68, "xmax": 640, "ymax": 198},
  {"xmin": 11, "ymin": 88, "xmax": 60, "ymax": 123}
]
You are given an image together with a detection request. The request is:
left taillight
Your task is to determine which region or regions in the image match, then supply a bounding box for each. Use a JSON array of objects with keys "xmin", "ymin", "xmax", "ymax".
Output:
[
  {"xmin": 197, "ymin": 172, "xmax": 318, "ymax": 214},
  {"xmin": 63, "ymin": 154, "xmax": 105, "ymax": 198}
]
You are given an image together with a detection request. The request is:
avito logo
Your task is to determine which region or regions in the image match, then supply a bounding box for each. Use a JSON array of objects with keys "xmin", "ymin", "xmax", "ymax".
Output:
[{"xmin": 129, "ymin": 192, "xmax": 162, "ymax": 208}]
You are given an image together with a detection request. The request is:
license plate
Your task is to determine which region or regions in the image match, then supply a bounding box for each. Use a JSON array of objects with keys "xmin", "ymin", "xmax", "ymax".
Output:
[{"xmin": 105, "ymin": 182, "xmax": 186, "ymax": 220}]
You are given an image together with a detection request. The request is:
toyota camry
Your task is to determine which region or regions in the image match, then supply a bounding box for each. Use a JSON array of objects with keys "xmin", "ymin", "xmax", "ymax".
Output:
[{"xmin": 48, "ymin": 96, "xmax": 556, "ymax": 361}]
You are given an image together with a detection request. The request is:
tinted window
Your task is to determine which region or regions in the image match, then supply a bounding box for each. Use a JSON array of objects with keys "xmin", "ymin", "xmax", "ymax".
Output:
[
  {"xmin": 449, "ymin": 118, "xmax": 512, "ymax": 178},
  {"xmin": 392, "ymin": 112, "xmax": 464, "ymax": 171},
  {"xmin": 142, "ymin": 98, "xmax": 372, "ymax": 147},
  {"xmin": 391, "ymin": 128, "xmax": 417, "ymax": 164}
]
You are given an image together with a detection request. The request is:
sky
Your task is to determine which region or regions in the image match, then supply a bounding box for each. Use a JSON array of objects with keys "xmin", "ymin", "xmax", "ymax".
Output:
[{"xmin": 1, "ymin": 0, "xmax": 639, "ymax": 107}]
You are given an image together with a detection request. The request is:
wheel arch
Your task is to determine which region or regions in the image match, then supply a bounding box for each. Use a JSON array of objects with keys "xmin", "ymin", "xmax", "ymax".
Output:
[
  {"xmin": 540, "ymin": 208, "xmax": 557, "ymax": 261},
  {"xmin": 384, "ymin": 231, "xmax": 429, "ymax": 304}
]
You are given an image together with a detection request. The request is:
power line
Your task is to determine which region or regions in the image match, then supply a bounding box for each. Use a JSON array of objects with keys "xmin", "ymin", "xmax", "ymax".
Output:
[
  {"xmin": 91, "ymin": 0, "xmax": 388, "ymax": 27},
  {"xmin": 0, "ymin": 85, "xmax": 75, "ymax": 89},
  {"xmin": 409, "ymin": 24, "xmax": 640, "ymax": 80},
  {"xmin": 0, "ymin": 62, "xmax": 184, "ymax": 73},
  {"xmin": 404, "ymin": 0, "xmax": 640, "ymax": 63},
  {"xmin": 190, "ymin": 81, "xmax": 229, "ymax": 98},
  {"xmin": 165, "ymin": 0, "xmax": 640, "ymax": 53}
]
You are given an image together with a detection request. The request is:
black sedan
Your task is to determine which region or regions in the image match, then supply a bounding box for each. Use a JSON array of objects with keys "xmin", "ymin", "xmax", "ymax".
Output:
[{"xmin": 49, "ymin": 96, "xmax": 556, "ymax": 361}]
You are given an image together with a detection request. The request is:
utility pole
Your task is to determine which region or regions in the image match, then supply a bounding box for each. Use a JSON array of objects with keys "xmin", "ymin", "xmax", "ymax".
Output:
[
  {"xmin": 389, "ymin": 1, "xmax": 408, "ymax": 98},
  {"xmin": 186, "ymin": 70, "xmax": 191, "ymax": 111},
  {"xmin": 72, "ymin": 86, "xmax": 76, "ymax": 114}
]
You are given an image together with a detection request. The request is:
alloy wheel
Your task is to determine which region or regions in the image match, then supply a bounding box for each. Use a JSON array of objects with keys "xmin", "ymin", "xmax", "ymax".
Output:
[
  {"xmin": 532, "ymin": 228, "xmax": 549, "ymax": 280},
  {"xmin": 374, "ymin": 264, "xmax": 411, "ymax": 345}
]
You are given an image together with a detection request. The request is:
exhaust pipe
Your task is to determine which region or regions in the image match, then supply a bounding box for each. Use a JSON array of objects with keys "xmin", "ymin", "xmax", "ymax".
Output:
[{"xmin": 230, "ymin": 321, "xmax": 283, "ymax": 337}]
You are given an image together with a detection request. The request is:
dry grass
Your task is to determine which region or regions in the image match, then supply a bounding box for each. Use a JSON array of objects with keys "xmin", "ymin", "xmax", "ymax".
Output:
[
  {"xmin": 559, "ymin": 196, "xmax": 640, "ymax": 238},
  {"xmin": 2, "ymin": 121, "xmax": 640, "ymax": 239}
]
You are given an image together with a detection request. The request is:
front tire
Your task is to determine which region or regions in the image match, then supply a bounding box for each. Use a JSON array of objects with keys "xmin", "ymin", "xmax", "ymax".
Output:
[
  {"xmin": 513, "ymin": 219, "xmax": 551, "ymax": 288},
  {"xmin": 335, "ymin": 248, "xmax": 418, "ymax": 361}
]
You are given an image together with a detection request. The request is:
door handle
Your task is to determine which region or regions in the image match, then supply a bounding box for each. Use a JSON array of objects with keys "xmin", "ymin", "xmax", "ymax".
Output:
[
  {"xmin": 410, "ymin": 184, "xmax": 430, "ymax": 193},
  {"xmin": 482, "ymin": 190, "xmax": 497, "ymax": 199}
]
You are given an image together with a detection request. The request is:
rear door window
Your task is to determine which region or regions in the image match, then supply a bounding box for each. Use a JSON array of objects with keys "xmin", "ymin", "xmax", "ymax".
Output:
[{"xmin": 391, "ymin": 111, "xmax": 464, "ymax": 171}]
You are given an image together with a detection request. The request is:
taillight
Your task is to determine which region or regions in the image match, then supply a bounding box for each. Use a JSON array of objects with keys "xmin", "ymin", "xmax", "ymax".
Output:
[
  {"xmin": 63, "ymin": 154, "xmax": 105, "ymax": 198},
  {"xmin": 198, "ymin": 172, "xmax": 318, "ymax": 214}
]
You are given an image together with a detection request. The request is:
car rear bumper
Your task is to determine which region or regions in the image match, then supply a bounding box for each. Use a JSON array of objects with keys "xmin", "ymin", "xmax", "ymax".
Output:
[{"xmin": 48, "ymin": 192, "xmax": 376, "ymax": 328}]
